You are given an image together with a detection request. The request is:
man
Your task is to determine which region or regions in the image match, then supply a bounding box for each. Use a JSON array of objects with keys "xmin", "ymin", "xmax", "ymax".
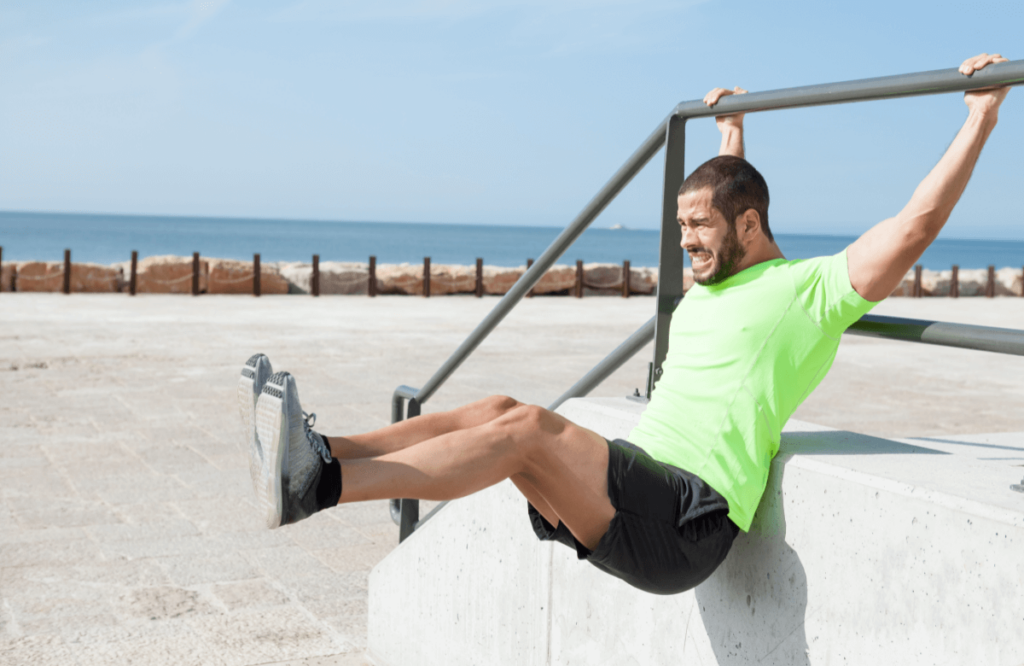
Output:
[{"xmin": 238, "ymin": 53, "xmax": 1011, "ymax": 595}]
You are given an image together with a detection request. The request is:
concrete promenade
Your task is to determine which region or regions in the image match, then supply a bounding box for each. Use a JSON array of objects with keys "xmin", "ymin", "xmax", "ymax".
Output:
[{"xmin": 2, "ymin": 293, "xmax": 1023, "ymax": 665}]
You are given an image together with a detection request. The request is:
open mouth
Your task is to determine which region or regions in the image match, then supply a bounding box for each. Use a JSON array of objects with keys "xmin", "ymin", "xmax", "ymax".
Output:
[{"xmin": 690, "ymin": 252, "xmax": 713, "ymax": 272}]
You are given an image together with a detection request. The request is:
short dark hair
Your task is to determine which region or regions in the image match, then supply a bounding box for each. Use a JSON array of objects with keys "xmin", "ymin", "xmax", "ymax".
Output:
[{"xmin": 678, "ymin": 155, "xmax": 772, "ymax": 242}]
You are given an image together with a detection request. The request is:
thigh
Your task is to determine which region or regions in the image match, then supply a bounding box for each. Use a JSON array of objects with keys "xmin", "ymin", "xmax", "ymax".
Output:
[{"xmin": 504, "ymin": 405, "xmax": 615, "ymax": 552}]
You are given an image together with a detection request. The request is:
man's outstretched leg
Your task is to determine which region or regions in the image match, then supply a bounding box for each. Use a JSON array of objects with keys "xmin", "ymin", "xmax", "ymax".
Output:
[
  {"xmin": 250, "ymin": 370, "xmax": 614, "ymax": 550},
  {"xmin": 241, "ymin": 362, "xmax": 738, "ymax": 595}
]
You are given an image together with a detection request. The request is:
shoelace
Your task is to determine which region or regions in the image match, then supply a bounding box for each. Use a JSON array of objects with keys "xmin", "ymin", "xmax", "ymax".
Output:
[{"xmin": 303, "ymin": 411, "xmax": 333, "ymax": 464}]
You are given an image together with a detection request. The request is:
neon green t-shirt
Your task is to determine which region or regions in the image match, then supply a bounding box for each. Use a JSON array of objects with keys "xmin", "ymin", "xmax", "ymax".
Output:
[{"xmin": 628, "ymin": 250, "xmax": 877, "ymax": 531}]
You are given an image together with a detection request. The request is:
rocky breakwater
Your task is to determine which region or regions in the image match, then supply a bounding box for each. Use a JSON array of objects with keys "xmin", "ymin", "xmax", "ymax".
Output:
[{"xmin": 3, "ymin": 254, "xmax": 1020, "ymax": 297}]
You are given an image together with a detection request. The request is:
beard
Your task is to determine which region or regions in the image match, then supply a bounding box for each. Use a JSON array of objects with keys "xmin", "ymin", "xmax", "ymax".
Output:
[{"xmin": 689, "ymin": 224, "xmax": 747, "ymax": 286}]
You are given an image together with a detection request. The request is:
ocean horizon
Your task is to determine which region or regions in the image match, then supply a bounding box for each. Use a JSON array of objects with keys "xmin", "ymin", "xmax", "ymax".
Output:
[{"xmin": 2, "ymin": 210, "xmax": 1023, "ymax": 271}]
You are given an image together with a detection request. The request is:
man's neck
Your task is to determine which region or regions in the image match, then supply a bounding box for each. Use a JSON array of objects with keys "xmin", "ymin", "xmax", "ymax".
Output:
[{"xmin": 732, "ymin": 240, "xmax": 786, "ymax": 276}]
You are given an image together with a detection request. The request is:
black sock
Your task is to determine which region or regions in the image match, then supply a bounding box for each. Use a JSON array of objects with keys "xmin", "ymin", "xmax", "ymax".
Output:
[{"xmin": 316, "ymin": 458, "xmax": 342, "ymax": 510}]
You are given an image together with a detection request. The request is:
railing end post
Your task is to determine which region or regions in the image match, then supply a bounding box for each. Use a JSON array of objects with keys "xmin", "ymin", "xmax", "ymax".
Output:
[{"xmin": 63, "ymin": 248, "xmax": 71, "ymax": 295}]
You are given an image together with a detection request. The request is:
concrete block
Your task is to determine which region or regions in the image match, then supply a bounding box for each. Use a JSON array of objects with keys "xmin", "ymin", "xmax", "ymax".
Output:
[
  {"xmin": 367, "ymin": 397, "xmax": 1024, "ymax": 665},
  {"xmin": 368, "ymin": 482, "xmax": 554, "ymax": 666}
]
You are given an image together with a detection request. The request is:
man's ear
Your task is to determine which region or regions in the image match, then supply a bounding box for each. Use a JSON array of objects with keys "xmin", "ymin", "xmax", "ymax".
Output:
[{"xmin": 736, "ymin": 208, "xmax": 762, "ymax": 243}]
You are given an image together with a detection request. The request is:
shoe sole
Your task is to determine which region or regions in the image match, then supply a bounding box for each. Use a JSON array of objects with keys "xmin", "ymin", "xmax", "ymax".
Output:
[
  {"xmin": 256, "ymin": 371, "xmax": 292, "ymax": 529},
  {"xmin": 238, "ymin": 354, "xmax": 271, "ymax": 516}
]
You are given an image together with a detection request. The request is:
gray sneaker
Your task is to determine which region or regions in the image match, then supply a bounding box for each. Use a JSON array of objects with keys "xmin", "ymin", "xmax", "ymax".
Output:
[
  {"xmin": 255, "ymin": 371, "xmax": 333, "ymax": 529},
  {"xmin": 238, "ymin": 353, "xmax": 273, "ymax": 497}
]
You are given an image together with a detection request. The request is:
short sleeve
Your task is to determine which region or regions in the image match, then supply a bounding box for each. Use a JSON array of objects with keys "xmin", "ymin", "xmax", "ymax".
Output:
[{"xmin": 790, "ymin": 249, "xmax": 879, "ymax": 337}]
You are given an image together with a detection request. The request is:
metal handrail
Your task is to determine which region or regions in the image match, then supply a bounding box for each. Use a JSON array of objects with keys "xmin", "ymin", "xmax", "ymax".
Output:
[
  {"xmin": 389, "ymin": 59, "xmax": 1024, "ymax": 540},
  {"xmin": 846, "ymin": 315, "xmax": 1024, "ymax": 356}
]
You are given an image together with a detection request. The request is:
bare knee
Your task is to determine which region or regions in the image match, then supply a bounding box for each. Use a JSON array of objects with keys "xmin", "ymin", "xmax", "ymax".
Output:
[
  {"xmin": 481, "ymin": 394, "xmax": 520, "ymax": 419},
  {"xmin": 495, "ymin": 404, "xmax": 559, "ymax": 460}
]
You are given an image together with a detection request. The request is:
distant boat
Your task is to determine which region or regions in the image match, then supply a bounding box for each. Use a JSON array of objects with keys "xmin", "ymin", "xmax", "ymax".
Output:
[{"xmin": 609, "ymin": 224, "xmax": 628, "ymax": 230}]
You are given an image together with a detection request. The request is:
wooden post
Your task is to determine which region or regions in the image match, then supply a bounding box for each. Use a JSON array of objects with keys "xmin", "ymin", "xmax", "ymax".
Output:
[
  {"xmin": 423, "ymin": 257, "xmax": 431, "ymax": 298},
  {"xmin": 1021, "ymin": 266, "xmax": 1024, "ymax": 298},
  {"xmin": 0, "ymin": 245, "xmax": 3, "ymax": 295},
  {"xmin": 950, "ymin": 265, "xmax": 958, "ymax": 298},
  {"xmin": 192, "ymin": 252, "xmax": 200, "ymax": 296},
  {"xmin": 525, "ymin": 259, "xmax": 534, "ymax": 298},
  {"xmin": 575, "ymin": 260, "xmax": 583, "ymax": 299},
  {"xmin": 913, "ymin": 264, "xmax": 922, "ymax": 298},
  {"xmin": 63, "ymin": 249, "xmax": 71, "ymax": 295},
  {"xmin": 130, "ymin": 251, "xmax": 138, "ymax": 296},
  {"xmin": 622, "ymin": 260, "xmax": 630, "ymax": 298},
  {"xmin": 312, "ymin": 254, "xmax": 320, "ymax": 297},
  {"xmin": 368, "ymin": 256, "xmax": 377, "ymax": 297},
  {"xmin": 986, "ymin": 265, "xmax": 995, "ymax": 298},
  {"xmin": 253, "ymin": 253, "xmax": 261, "ymax": 297},
  {"xmin": 475, "ymin": 258, "xmax": 483, "ymax": 298}
]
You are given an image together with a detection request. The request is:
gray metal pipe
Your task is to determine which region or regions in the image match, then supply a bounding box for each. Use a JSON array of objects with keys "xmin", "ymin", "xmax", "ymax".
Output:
[
  {"xmin": 846, "ymin": 315, "xmax": 1024, "ymax": 356},
  {"xmin": 673, "ymin": 59, "xmax": 1024, "ymax": 120},
  {"xmin": 549, "ymin": 316, "xmax": 656, "ymax": 411},
  {"xmin": 413, "ymin": 118, "xmax": 671, "ymax": 405}
]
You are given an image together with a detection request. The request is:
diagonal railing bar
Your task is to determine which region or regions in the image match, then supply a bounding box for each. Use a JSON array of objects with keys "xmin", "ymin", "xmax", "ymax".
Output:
[
  {"xmin": 409, "ymin": 120, "xmax": 670, "ymax": 407},
  {"xmin": 549, "ymin": 316, "xmax": 656, "ymax": 411}
]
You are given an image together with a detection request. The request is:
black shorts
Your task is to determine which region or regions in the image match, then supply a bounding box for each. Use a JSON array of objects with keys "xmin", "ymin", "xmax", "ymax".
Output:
[{"xmin": 528, "ymin": 438, "xmax": 739, "ymax": 595}]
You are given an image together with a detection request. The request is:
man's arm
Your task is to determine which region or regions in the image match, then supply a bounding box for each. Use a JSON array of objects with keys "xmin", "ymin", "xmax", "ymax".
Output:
[
  {"xmin": 847, "ymin": 53, "xmax": 1012, "ymax": 302},
  {"xmin": 704, "ymin": 86, "xmax": 748, "ymax": 158}
]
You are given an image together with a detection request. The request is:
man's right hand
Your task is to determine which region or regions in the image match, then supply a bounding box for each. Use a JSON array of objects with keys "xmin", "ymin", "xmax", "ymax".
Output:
[
  {"xmin": 960, "ymin": 52, "xmax": 1011, "ymax": 119},
  {"xmin": 704, "ymin": 86, "xmax": 748, "ymax": 158}
]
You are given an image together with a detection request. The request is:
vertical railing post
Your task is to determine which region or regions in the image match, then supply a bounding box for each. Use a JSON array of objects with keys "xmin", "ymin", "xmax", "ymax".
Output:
[
  {"xmin": 129, "ymin": 250, "xmax": 138, "ymax": 296},
  {"xmin": 63, "ymin": 249, "xmax": 71, "ymax": 295},
  {"xmin": 253, "ymin": 253, "xmax": 261, "ymax": 297},
  {"xmin": 526, "ymin": 259, "xmax": 534, "ymax": 298},
  {"xmin": 575, "ymin": 260, "xmax": 583, "ymax": 298},
  {"xmin": 951, "ymin": 264, "xmax": 959, "ymax": 298},
  {"xmin": 312, "ymin": 254, "xmax": 320, "ymax": 297},
  {"xmin": 368, "ymin": 256, "xmax": 377, "ymax": 297},
  {"xmin": 423, "ymin": 257, "xmax": 431, "ymax": 298},
  {"xmin": 622, "ymin": 260, "xmax": 630, "ymax": 298},
  {"xmin": 913, "ymin": 265, "xmax": 922, "ymax": 298},
  {"xmin": 475, "ymin": 258, "xmax": 483, "ymax": 298},
  {"xmin": 398, "ymin": 398, "xmax": 421, "ymax": 542},
  {"xmin": 986, "ymin": 265, "xmax": 995, "ymax": 298},
  {"xmin": 192, "ymin": 252, "xmax": 200, "ymax": 296},
  {"xmin": 651, "ymin": 115, "xmax": 687, "ymax": 397}
]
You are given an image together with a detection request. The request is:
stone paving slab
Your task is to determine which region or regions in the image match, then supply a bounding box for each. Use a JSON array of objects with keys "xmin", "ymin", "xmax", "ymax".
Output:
[{"xmin": 2, "ymin": 293, "xmax": 1023, "ymax": 665}]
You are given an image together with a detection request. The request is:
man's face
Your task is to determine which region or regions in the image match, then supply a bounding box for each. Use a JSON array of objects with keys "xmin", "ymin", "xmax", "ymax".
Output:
[{"xmin": 677, "ymin": 187, "xmax": 746, "ymax": 286}]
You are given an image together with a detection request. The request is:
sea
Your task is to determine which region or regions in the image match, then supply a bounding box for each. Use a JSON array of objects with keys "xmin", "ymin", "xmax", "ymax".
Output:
[{"xmin": 2, "ymin": 211, "xmax": 1023, "ymax": 271}]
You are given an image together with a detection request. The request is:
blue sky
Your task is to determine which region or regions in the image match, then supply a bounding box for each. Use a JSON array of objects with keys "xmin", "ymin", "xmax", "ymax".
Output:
[{"xmin": 1, "ymin": 0, "xmax": 1022, "ymax": 238}]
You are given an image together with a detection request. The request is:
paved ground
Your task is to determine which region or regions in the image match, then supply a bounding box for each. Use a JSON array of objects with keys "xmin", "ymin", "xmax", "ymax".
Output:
[{"xmin": 2, "ymin": 293, "xmax": 1023, "ymax": 665}]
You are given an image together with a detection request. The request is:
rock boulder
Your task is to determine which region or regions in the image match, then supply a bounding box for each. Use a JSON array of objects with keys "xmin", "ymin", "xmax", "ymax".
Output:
[
  {"xmin": 207, "ymin": 258, "xmax": 289, "ymax": 295},
  {"xmin": 134, "ymin": 255, "xmax": 209, "ymax": 294}
]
